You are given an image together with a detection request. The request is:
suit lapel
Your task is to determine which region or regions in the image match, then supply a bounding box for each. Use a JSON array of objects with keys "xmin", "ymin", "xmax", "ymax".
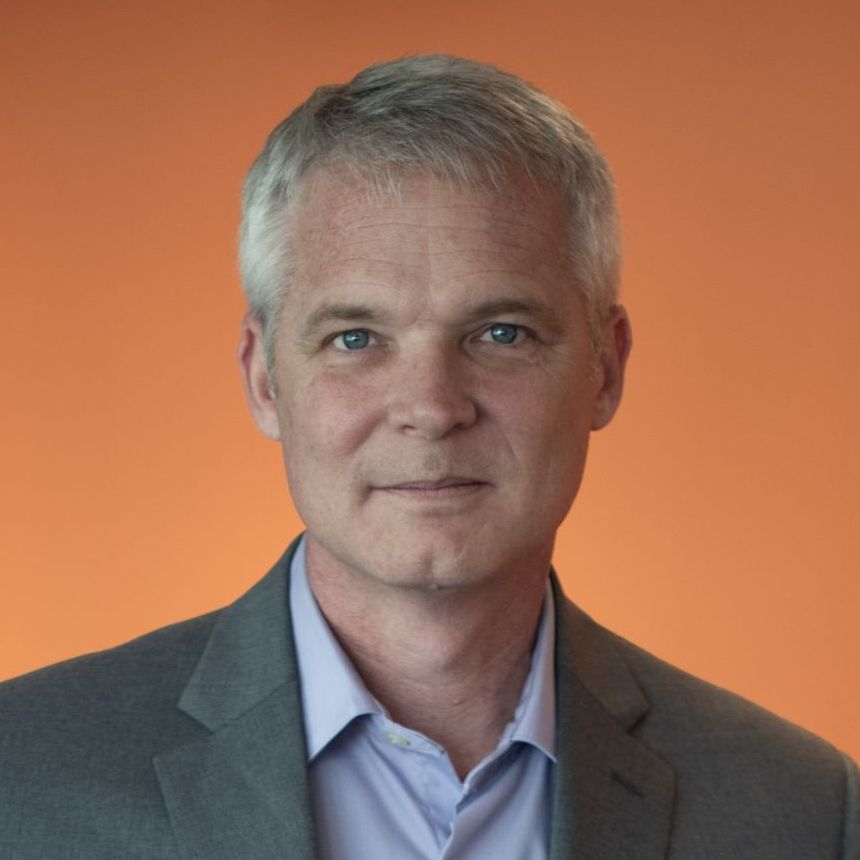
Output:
[
  {"xmin": 550, "ymin": 579, "xmax": 676, "ymax": 859},
  {"xmin": 153, "ymin": 547, "xmax": 674, "ymax": 858},
  {"xmin": 154, "ymin": 540, "xmax": 317, "ymax": 859}
]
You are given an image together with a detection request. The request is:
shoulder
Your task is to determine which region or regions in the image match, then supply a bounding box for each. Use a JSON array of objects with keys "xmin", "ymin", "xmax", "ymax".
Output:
[
  {"xmin": 0, "ymin": 609, "xmax": 218, "ymax": 730},
  {"xmin": 608, "ymin": 626, "xmax": 846, "ymax": 769},
  {"xmin": 0, "ymin": 611, "xmax": 220, "ymax": 847},
  {"xmin": 602, "ymin": 623, "xmax": 859, "ymax": 853},
  {"xmin": 556, "ymin": 595, "xmax": 859, "ymax": 855},
  {"xmin": 557, "ymin": 591, "xmax": 849, "ymax": 773}
]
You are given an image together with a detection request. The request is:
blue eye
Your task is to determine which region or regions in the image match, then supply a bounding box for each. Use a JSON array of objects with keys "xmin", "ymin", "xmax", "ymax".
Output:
[
  {"xmin": 335, "ymin": 329, "xmax": 372, "ymax": 350},
  {"xmin": 486, "ymin": 323, "xmax": 520, "ymax": 344}
]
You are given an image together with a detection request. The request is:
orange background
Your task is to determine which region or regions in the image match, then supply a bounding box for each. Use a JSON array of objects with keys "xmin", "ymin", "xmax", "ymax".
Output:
[{"xmin": 2, "ymin": 1, "xmax": 858, "ymax": 762}]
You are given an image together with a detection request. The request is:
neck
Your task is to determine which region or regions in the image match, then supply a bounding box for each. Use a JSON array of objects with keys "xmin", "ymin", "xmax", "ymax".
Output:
[{"xmin": 305, "ymin": 538, "xmax": 550, "ymax": 779}]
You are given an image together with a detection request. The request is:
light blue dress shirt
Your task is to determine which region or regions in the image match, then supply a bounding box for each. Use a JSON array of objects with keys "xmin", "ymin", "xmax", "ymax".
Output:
[{"xmin": 289, "ymin": 537, "xmax": 557, "ymax": 860}]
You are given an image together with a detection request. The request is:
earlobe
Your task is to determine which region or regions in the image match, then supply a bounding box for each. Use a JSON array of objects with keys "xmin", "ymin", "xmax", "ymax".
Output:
[
  {"xmin": 591, "ymin": 305, "xmax": 632, "ymax": 431},
  {"xmin": 237, "ymin": 313, "xmax": 282, "ymax": 441}
]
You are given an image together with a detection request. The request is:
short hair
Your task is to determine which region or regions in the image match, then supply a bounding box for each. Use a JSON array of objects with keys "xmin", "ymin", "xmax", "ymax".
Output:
[{"xmin": 239, "ymin": 54, "xmax": 620, "ymax": 369}]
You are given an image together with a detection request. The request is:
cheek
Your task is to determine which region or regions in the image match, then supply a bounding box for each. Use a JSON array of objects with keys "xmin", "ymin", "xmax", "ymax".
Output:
[
  {"xmin": 285, "ymin": 371, "xmax": 382, "ymax": 460},
  {"xmin": 489, "ymin": 375, "xmax": 594, "ymax": 495},
  {"xmin": 494, "ymin": 371, "xmax": 590, "ymax": 440}
]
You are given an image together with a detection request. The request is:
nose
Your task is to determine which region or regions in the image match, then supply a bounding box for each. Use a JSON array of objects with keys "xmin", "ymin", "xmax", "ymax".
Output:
[{"xmin": 386, "ymin": 347, "xmax": 478, "ymax": 440}]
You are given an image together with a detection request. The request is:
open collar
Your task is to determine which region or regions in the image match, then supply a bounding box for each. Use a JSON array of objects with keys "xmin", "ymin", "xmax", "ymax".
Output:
[
  {"xmin": 292, "ymin": 533, "xmax": 558, "ymax": 764},
  {"xmin": 289, "ymin": 535, "xmax": 383, "ymax": 761},
  {"xmin": 152, "ymin": 541, "xmax": 676, "ymax": 859}
]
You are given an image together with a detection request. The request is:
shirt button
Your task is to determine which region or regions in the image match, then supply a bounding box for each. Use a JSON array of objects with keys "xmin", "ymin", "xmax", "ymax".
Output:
[{"xmin": 386, "ymin": 731, "xmax": 411, "ymax": 747}]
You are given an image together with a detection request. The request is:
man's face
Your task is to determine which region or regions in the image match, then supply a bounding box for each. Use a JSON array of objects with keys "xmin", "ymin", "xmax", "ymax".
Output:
[{"xmin": 240, "ymin": 168, "xmax": 629, "ymax": 594}]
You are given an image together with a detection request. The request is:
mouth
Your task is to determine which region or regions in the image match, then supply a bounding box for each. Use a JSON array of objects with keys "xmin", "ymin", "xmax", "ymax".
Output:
[
  {"xmin": 374, "ymin": 477, "xmax": 488, "ymax": 499},
  {"xmin": 382, "ymin": 477, "xmax": 482, "ymax": 490}
]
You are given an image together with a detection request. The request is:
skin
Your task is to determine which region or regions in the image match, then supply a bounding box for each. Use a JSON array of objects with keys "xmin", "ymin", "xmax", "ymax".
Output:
[{"xmin": 239, "ymin": 166, "xmax": 631, "ymax": 778}]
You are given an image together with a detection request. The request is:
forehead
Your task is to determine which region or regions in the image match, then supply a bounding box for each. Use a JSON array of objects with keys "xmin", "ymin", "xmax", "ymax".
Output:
[{"xmin": 287, "ymin": 165, "xmax": 571, "ymax": 280}]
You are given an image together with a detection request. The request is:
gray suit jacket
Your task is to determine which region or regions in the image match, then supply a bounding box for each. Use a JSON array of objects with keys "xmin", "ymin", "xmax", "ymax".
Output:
[{"xmin": 1, "ymin": 540, "xmax": 858, "ymax": 859}]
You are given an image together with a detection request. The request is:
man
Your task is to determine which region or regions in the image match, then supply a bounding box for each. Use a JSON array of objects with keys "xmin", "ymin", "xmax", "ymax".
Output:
[{"xmin": 0, "ymin": 54, "xmax": 857, "ymax": 859}]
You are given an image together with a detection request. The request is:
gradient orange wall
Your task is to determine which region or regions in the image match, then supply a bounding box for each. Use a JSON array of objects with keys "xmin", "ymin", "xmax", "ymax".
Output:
[{"xmin": 2, "ymin": 1, "xmax": 858, "ymax": 762}]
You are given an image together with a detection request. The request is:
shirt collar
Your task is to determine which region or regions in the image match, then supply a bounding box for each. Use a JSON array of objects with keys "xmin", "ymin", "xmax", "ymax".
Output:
[
  {"xmin": 289, "ymin": 536, "xmax": 382, "ymax": 760},
  {"xmin": 507, "ymin": 577, "xmax": 556, "ymax": 761},
  {"xmin": 289, "ymin": 535, "xmax": 557, "ymax": 763}
]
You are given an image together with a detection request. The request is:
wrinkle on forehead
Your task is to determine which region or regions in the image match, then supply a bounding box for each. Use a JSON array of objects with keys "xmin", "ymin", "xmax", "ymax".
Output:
[
  {"xmin": 289, "ymin": 165, "xmax": 572, "ymax": 297},
  {"xmin": 297, "ymin": 163, "xmax": 566, "ymax": 238}
]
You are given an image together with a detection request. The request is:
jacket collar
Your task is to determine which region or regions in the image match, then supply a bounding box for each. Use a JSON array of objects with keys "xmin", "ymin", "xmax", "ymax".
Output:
[
  {"xmin": 549, "ymin": 575, "xmax": 676, "ymax": 859},
  {"xmin": 154, "ymin": 543, "xmax": 675, "ymax": 859},
  {"xmin": 154, "ymin": 538, "xmax": 317, "ymax": 860}
]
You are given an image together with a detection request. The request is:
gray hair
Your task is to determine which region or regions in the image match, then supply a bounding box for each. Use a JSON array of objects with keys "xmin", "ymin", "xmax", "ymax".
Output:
[{"xmin": 239, "ymin": 54, "xmax": 620, "ymax": 369}]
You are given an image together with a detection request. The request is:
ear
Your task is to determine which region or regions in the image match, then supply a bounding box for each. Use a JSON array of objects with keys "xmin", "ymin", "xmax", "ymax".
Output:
[
  {"xmin": 591, "ymin": 304, "xmax": 632, "ymax": 431},
  {"xmin": 237, "ymin": 313, "xmax": 282, "ymax": 440}
]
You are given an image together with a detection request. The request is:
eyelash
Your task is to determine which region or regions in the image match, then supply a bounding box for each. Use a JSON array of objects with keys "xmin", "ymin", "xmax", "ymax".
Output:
[
  {"xmin": 331, "ymin": 330, "xmax": 378, "ymax": 351},
  {"xmin": 478, "ymin": 323, "xmax": 530, "ymax": 346},
  {"xmin": 328, "ymin": 323, "xmax": 535, "ymax": 352}
]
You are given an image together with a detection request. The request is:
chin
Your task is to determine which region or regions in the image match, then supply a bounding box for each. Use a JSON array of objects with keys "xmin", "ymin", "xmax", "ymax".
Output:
[
  {"xmin": 306, "ymin": 513, "xmax": 545, "ymax": 594},
  {"xmin": 361, "ymin": 530, "xmax": 508, "ymax": 593}
]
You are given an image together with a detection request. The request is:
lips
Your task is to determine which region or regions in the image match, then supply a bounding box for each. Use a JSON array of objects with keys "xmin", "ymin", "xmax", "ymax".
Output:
[{"xmin": 379, "ymin": 477, "xmax": 483, "ymax": 491}]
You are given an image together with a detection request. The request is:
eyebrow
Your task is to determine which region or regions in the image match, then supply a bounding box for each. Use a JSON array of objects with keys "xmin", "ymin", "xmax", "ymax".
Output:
[
  {"xmin": 300, "ymin": 303, "xmax": 391, "ymax": 342},
  {"xmin": 461, "ymin": 298, "xmax": 567, "ymax": 336},
  {"xmin": 300, "ymin": 296, "xmax": 567, "ymax": 342}
]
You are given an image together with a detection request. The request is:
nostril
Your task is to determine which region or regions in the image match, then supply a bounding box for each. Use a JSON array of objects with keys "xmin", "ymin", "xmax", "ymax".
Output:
[{"xmin": 389, "ymin": 393, "xmax": 478, "ymax": 440}]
